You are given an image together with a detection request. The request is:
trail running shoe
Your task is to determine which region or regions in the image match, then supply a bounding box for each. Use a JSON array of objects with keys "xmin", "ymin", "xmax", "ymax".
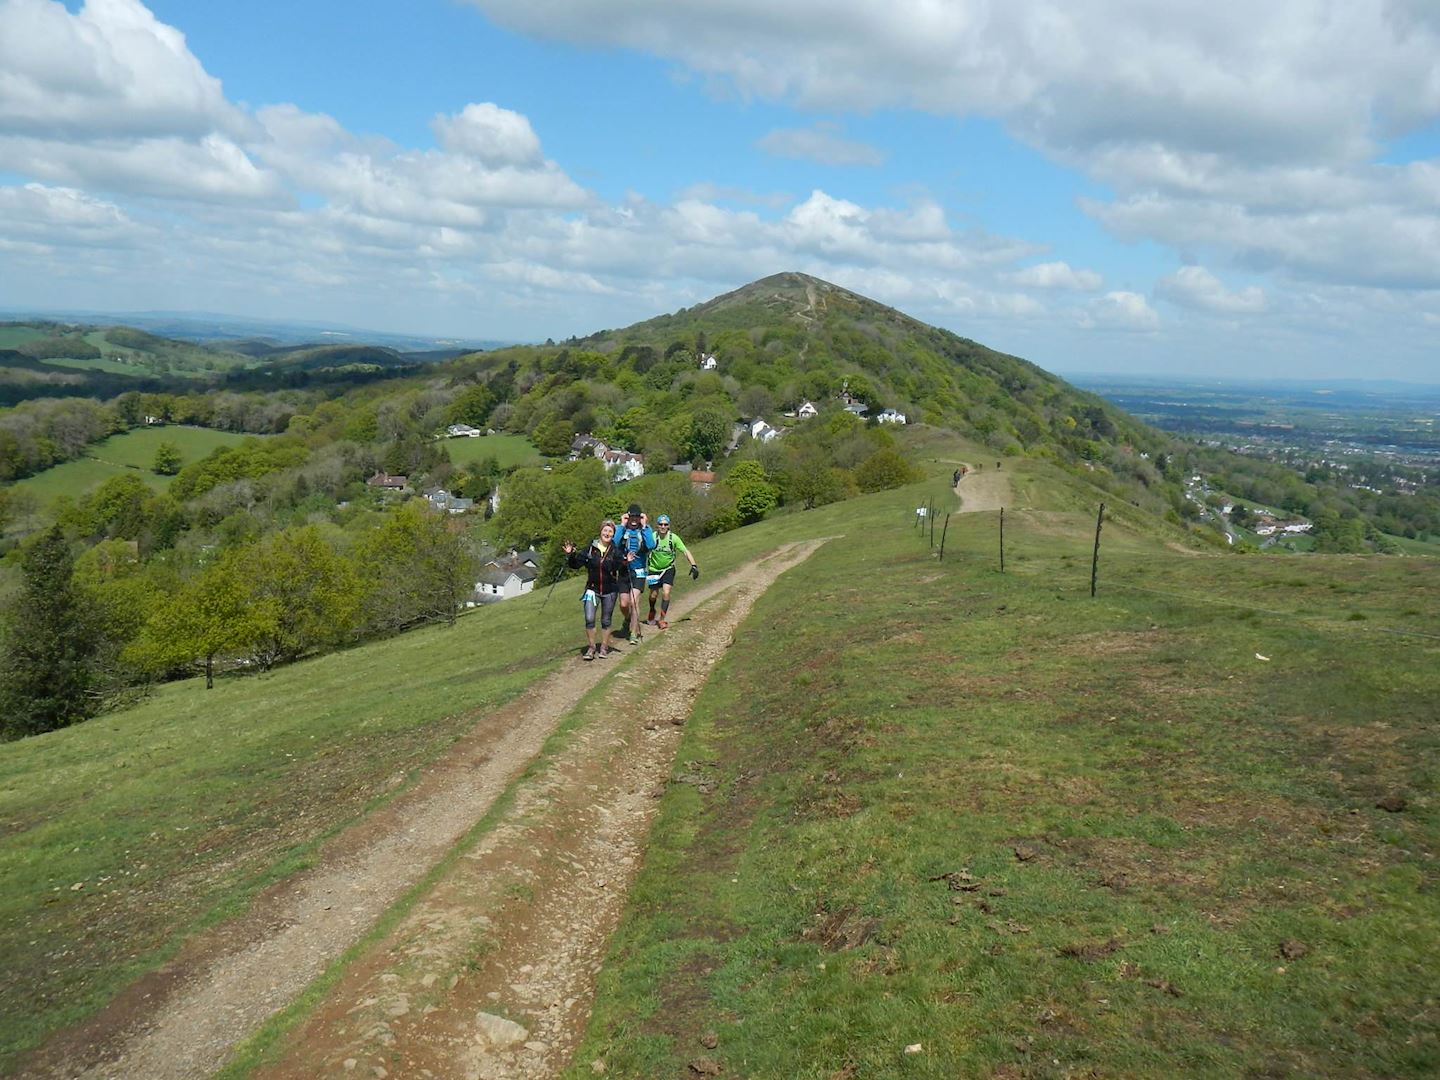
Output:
[
  {"xmin": 582, "ymin": 646, "xmax": 595, "ymax": 661},
  {"xmin": 597, "ymin": 646, "xmax": 611, "ymax": 658}
]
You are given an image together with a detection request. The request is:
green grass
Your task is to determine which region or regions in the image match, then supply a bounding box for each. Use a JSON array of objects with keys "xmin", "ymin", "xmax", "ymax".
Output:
[
  {"xmin": 33, "ymin": 356, "xmax": 152, "ymax": 377},
  {"xmin": 442, "ymin": 432, "xmax": 544, "ymax": 469},
  {"xmin": 0, "ymin": 327, "xmax": 49, "ymax": 348},
  {"xmin": 10, "ymin": 427, "xmax": 255, "ymax": 507},
  {"xmin": 0, "ymin": 593, "xmax": 581, "ymax": 1071},
  {"xmin": 566, "ymin": 453, "xmax": 1440, "ymax": 1078}
]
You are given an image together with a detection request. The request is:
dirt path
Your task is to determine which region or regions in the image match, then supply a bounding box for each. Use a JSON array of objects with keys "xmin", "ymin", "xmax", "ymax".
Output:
[
  {"xmin": 21, "ymin": 545, "xmax": 821, "ymax": 1080},
  {"xmin": 250, "ymin": 541, "xmax": 823, "ymax": 1080},
  {"xmin": 953, "ymin": 462, "xmax": 1012, "ymax": 514}
]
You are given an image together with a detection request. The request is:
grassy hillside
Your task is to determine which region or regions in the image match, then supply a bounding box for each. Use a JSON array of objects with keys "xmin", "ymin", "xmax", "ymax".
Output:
[
  {"xmin": 3, "ymin": 439, "xmax": 1436, "ymax": 1074},
  {"xmin": 566, "ymin": 456, "xmax": 1439, "ymax": 1077},
  {"xmin": 443, "ymin": 432, "xmax": 543, "ymax": 470},
  {"xmin": 11, "ymin": 426, "xmax": 255, "ymax": 508},
  {"xmin": 0, "ymin": 590, "xmax": 581, "ymax": 1070}
]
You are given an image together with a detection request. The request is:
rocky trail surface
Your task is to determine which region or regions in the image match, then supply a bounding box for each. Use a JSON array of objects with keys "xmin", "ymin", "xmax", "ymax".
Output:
[{"xmin": 23, "ymin": 542, "xmax": 822, "ymax": 1080}]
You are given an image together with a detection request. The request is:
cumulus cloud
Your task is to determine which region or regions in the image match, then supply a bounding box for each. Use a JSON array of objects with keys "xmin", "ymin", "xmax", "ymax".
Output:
[
  {"xmin": 1007, "ymin": 261, "xmax": 1103, "ymax": 291},
  {"xmin": 1157, "ymin": 266, "xmax": 1266, "ymax": 314},
  {"xmin": 0, "ymin": 182, "xmax": 141, "ymax": 247},
  {"xmin": 464, "ymin": 0, "xmax": 1440, "ymax": 306},
  {"xmin": 1081, "ymin": 291, "xmax": 1160, "ymax": 331},
  {"xmin": 757, "ymin": 125, "xmax": 886, "ymax": 167},
  {"xmin": 0, "ymin": 0, "xmax": 245, "ymax": 139},
  {"xmin": 432, "ymin": 102, "xmax": 543, "ymax": 167}
]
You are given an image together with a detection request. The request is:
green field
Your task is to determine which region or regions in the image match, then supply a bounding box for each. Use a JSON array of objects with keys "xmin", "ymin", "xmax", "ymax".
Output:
[
  {"xmin": 10, "ymin": 426, "xmax": 255, "ymax": 507},
  {"xmin": 442, "ymin": 432, "xmax": 544, "ymax": 469},
  {"xmin": 37, "ymin": 355, "xmax": 154, "ymax": 377},
  {"xmin": 0, "ymin": 326, "xmax": 48, "ymax": 349},
  {"xmin": 2, "ymin": 443, "xmax": 1437, "ymax": 1076}
]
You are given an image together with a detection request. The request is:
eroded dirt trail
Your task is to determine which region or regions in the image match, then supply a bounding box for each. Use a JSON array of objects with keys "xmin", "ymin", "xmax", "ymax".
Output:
[
  {"xmin": 252, "ymin": 541, "xmax": 823, "ymax": 1080},
  {"xmin": 953, "ymin": 463, "xmax": 1012, "ymax": 514},
  {"xmin": 23, "ymin": 546, "xmax": 819, "ymax": 1080}
]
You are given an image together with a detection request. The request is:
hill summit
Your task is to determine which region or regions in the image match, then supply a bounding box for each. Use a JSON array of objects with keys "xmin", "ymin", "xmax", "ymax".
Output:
[{"xmin": 565, "ymin": 270, "xmax": 1151, "ymax": 465}]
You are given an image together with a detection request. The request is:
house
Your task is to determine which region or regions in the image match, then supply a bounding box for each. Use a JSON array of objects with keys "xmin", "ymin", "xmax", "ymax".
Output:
[
  {"xmin": 143, "ymin": 414, "xmax": 166, "ymax": 426},
  {"xmin": 602, "ymin": 448, "xmax": 645, "ymax": 482},
  {"xmin": 367, "ymin": 471, "xmax": 408, "ymax": 490},
  {"xmin": 472, "ymin": 564, "xmax": 538, "ymax": 602},
  {"xmin": 843, "ymin": 402, "xmax": 869, "ymax": 417},
  {"xmin": 690, "ymin": 469, "xmax": 717, "ymax": 493},
  {"xmin": 796, "ymin": 401, "xmax": 818, "ymax": 419},
  {"xmin": 446, "ymin": 423, "xmax": 482, "ymax": 438},
  {"xmin": 699, "ymin": 353, "xmax": 718, "ymax": 370},
  {"xmin": 749, "ymin": 418, "xmax": 780, "ymax": 443},
  {"xmin": 424, "ymin": 488, "xmax": 475, "ymax": 514},
  {"xmin": 570, "ymin": 434, "xmax": 607, "ymax": 460},
  {"xmin": 877, "ymin": 408, "xmax": 907, "ymax": 425}
]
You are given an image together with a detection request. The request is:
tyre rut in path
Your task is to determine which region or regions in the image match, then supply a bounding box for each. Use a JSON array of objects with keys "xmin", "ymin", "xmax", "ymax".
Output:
[
  {"xmin": 251, "ymin": 540, "xmax": 824, "ymax": 1080},
  {"xmin": 20, "ymin": 547, "xmax": 815, "ymax": 1080}
]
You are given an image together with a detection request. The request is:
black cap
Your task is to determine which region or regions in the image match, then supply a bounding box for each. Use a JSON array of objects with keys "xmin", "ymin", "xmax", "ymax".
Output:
[{"xmin": 627, "ymin": 503, "xmax": 643, "ymax": 516}]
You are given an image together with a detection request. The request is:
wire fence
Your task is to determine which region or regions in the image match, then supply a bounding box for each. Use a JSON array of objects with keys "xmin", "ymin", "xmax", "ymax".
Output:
[{"xmin": 910, "ymin": 486, "xmax": 1440, "ymax": 646}]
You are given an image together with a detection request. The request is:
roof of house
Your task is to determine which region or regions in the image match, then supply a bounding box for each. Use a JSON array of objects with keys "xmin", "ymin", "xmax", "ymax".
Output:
[
  {"xmin": 690, "ymin": 470, "xmax": 717, "ymax": 483},
  {"xmin": 477, "ymin": 569, "xmax": 519, "ymax": 586}
]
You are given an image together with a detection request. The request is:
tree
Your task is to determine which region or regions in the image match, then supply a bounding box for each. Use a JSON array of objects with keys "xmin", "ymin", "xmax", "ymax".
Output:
[
  {"xmin": 0, "ymin": 527, "xmax": 99, "ymax": 738},
  {"xmin": 854, "ymin": 448, "xmax": 921, "ymax": 493},
  {"xmin": 352, "ymin": 503, "xmax": 477, "ymax": 632},
  {"xmin": 448, "ymin": 382, "xmax": 496, "ymax": 428},
  {"xmin": 686, "ymin": 408, "xmax": 730, "ymax": 463},
  {"xmin": 532, "ymin": 415, "xmax": 575, "ymax": 456},
  {"xmin": 152, "ymin": 440, "xmax": 182, "ymax": 475},
  {"xmin": 126, "ymin": 550, "xmax": 265, "ymax": 689},
  {"xmin": 247, "ymin": 527, "xmax": 360, "ymax": 668},
  {"xmin": 724, "ymin": 462, "xmax": 779, "ymax": 524}
]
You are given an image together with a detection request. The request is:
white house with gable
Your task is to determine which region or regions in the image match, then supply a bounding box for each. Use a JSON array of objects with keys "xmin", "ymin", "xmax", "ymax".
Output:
[
  {"xmin": 749, "ymin": 418, "xmax": 780, "ymax": 443},
  {"xmin": 602, "ymin": 448, "xmax": 645, "ymax": 481},
  {"xmin": 796, "ymin": 401, "xmax": 818, "ymax": 419},
  {"xmin": 699, "ymin": 353, "xmax": 718, "ymax": 370},
  {"xmin": 877, "ymin": 408, "xmax": 908, "ymax": 425}
]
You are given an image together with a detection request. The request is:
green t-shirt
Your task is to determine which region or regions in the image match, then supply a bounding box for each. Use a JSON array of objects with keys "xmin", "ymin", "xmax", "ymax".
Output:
[{"xmin": 645, "ymin": 530, "xmax": 688, "ymax": 573}]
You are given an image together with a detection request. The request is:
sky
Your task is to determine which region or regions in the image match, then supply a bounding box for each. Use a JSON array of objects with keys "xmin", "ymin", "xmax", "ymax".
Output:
[{"xmin": 1, "ymin": 1, "xmax": 1438, "ymax": 382}]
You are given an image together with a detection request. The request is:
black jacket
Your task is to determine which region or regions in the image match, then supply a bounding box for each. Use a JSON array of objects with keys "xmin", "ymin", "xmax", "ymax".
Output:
[{"xmin": 567, "ymin": 539, "xmax": 627, "ymax": 595}]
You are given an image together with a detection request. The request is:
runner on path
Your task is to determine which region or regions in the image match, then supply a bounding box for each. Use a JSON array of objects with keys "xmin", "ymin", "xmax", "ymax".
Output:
[
  {"xmin": 643, "ymin": 514, "xmax": 699, "ymax": 629},
  {"xmin": 562, "ymin": 519, "xmax": 627, "ymax": 660},
  {"xmin": 614, "ymin": 503, "xmax": 654, "ymax": 644}
]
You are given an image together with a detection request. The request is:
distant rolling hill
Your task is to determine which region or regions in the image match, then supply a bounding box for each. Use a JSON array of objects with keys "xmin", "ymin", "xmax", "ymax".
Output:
[{"xmin": 565, "ymin": 270, "xmax": 1155, "ymax": 461}]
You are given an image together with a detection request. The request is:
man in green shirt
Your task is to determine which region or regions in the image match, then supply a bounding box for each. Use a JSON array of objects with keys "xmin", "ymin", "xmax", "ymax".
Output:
[{"xmin": 643, "ymin": 514, "xmax": 699, "ymax": 629}]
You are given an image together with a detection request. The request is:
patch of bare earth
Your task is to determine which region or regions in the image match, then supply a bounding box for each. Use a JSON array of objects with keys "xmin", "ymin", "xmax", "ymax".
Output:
[
  {"xmin": 19, "ymin": 544, "xmax": 822, "ymax": 1080},
  {"xmin": 953, "ymin": 464, "xmax": 1012, "ymax": 514},
  {"xmin": 250, "ymin": 541, "xmax": 823, "ymax": 1080}
]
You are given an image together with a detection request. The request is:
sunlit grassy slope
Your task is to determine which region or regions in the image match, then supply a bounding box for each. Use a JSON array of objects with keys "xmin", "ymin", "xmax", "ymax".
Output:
[
  {"xmin": 568, "ymin": 455, "xmax": 1440, "ymax": 1078},
  {"xmin": 11, "ymin": 426, "xmax": 254, "ymax": 507},
  {"xmin": 3, "ymin": 439, "xmax": 1436, "ymax": 1077}
]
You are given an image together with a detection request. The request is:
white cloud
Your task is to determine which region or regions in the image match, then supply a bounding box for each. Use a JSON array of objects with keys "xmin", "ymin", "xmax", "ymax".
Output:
[
  {"xmin": 1007, "ymin": 261, "xmax": 1103, "ymax": 291},
  {"xmin": 1081, "ymin": 291, "xmax": 1160, "ymax": 331},
  {"xmin": 464, "ymin": 0, "xmax": 1440, "ymax": 312},
  {"xmin": 757, "ymin": 125, "xmax": 885, "ymax": 167},
  {"xmin": 1157, "ymin": 266, "xmax": 1266, "ymax": 314},
  {"xmin": 432, "ymin": 102, "xmax": 543, "ymax": 167},
  {"xmin": 0, "ymin": 182, "xmax": 141, "ymax": 247},
  {"xmin": 0, "ymin": 0, "xmax": 246, "ymax": 139}
]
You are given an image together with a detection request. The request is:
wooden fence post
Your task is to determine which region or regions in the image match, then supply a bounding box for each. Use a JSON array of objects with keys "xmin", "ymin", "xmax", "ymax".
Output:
[
  {"xmin": 1091, "ymin": 502, "xmax": 1105, "ymax": 597},
  {"xmin": 929, "ymin": 502, "xmax": 936, "ymax": 547},
  {"xmin": 939, "ymin": 513, "xmax": 951, "ymax": 560},
  {"xmin": 999, "ymin": 507, "xmax": 1005, "ymax": 573}
]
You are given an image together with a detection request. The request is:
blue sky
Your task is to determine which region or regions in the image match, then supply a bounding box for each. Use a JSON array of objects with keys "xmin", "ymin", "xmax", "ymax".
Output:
[{"xmin": 1, "ymin": 0, "xmax": 1438, "ymax": 383}]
